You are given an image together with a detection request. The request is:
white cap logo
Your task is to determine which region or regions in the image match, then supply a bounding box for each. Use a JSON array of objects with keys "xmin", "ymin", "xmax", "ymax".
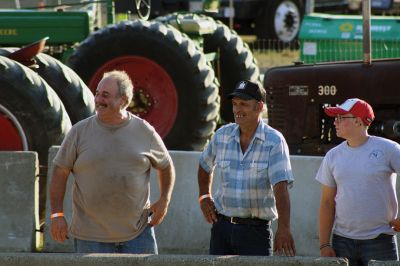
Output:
[{"xmin": 238, "ymin": 81, "xmax": 247, "ymax": 90}]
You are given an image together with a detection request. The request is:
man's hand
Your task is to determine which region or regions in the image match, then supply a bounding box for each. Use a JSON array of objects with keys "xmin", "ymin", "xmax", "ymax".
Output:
[
  {"xmin": 199, "ymin": 197, "xmax": 218, "ymax": 224},
  {"xmin": 49, "ymin": 165, "xmax": 70, "ymax": 243},
  {"xmin": 198, "ymin": 166, "xmax": 217, "ymax": 224},
  {"xmin": 51, "ymin": 217, "xmax": 69, "ymax": 243},
  {"xmin": 320, "ymin": 245, "xmax": 336, "ymax": 257},
  {"xmin": 390, "ymin": 218, "xmax": 400, "ymax": 231},
  {"xmin": 150, "ymin": 164, "xmax": 175, "ymax": 227},
  {"xmin": 274, "ymin": 226, "xmax": 296, "ymax": 256},
  {"xmin": 273, "ymin": 181, "xmax": 296, "ymax": 256},
  {"xmin": 149, "ymin": 197, "xmax": 169, "ymax": 226}
]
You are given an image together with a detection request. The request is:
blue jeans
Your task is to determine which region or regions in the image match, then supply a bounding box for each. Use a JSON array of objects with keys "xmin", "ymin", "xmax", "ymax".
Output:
[
  {"xmin": 75, "ymin": 225, "xmax": 158, "ymax": 254},
  {"xmin": 209, "ymin": 216, "xmax": 272, "ymax": 255},
  {"xmin": 333, "ymin": 234, "xmax": 398, "ymax": 266}
]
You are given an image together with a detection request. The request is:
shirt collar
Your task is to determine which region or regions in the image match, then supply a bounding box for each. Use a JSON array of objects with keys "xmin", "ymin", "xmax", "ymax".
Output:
[{"xmin": 229, "ymin": 120, "xmax": 266, "ymax": 142}]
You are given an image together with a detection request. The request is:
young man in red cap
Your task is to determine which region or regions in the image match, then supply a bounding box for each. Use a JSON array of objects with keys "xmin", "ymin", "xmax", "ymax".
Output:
[{"xmin": 316, "ymin": 98, "xmax": 400, "ymax": 265}]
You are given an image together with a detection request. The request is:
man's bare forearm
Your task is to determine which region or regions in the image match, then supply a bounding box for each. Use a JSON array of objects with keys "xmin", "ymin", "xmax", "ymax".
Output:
[
  {"xmin": 319, "ymin": 185, "xmax": 337, "ymax": 245},
  {"xmin": 274, "ymin": 181, "xmax": 291, "ymax": 229},
  {"xmin": 50, "ymin": 165, "xmax": 70, "ymax": 213},
  {"xmin": 157, "ymin": 164, "xmax": 176, "ymax": 203},
  {"xmin": 198, "ymin": 165, "xmax": 212, "ymax": 196}
]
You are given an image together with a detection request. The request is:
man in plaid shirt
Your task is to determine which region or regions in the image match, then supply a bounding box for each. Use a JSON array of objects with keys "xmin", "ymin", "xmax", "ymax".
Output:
[{"xmin": 197, "ymin": 80, "xmax": 295, "ymax": 256}]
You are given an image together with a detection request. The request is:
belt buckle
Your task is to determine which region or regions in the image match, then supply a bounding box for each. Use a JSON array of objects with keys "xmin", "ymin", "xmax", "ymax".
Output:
[{"xmin": 230, "ymin": 217, "xmax": 238, "ymax": 224}]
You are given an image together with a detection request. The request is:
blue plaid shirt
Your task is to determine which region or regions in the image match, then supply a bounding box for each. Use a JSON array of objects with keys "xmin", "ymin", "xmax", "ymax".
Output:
[{"xmin": 199, "ymin": 121, "xmax": 294, "ymax": 220}]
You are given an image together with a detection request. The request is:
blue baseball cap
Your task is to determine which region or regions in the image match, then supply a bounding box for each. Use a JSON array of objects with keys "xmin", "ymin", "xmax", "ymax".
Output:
[{"xmin": 228, "ymin": 80, "xmax": 266, "ymax": 102}]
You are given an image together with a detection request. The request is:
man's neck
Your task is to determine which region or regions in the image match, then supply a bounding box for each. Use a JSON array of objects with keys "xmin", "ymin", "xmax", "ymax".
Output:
[
  {"xmin": 239, "ymin": 119, "xmax": 260, "ymax": 140},
  {"xmin": 98, "ymin": 111, "xmax": 129, "ymax": 125},
  {"xmin": 346, "ymin": 133, "xmax": 369, "ymax": 148}
]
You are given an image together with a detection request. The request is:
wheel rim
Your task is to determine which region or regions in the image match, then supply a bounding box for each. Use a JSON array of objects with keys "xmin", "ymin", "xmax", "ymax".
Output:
[
  {"xmin": 88, "ymin": 56, "xmax": 178, "ymax": 138},
  {"xmin": 274, "ymin": 1, "xmax": 301, "ymax": 42},
  {"xmin": 135, "ymin": 0, "xmax": 151, "ymax": 20},
  {"xmin": 0, "ymin": 104, "xmax": 28, "ymax": 151}
]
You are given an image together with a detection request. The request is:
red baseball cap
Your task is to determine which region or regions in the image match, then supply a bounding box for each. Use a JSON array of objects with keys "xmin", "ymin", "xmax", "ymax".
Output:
[{"xmin": 324, "ymin": 98, "xmax": 375, "ymax": 126}]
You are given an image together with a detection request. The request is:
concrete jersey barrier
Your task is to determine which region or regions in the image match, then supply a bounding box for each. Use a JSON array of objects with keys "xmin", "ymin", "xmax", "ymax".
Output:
[
  {"xmin": 0, "ymin": 152, "xmax": 39, "ymax": 252},
  {"xmin": 43, "ymin": 147, "xmax": 327, "ymax": 255},
  {"xmin": 34, "ymin": 147, "xmax": 396, "ymax": 257},
  {"xmin": 0, "ymin": 253, "xmax": 348, "ymax": 266},
  {"xmin": 1, "ymin": 148, "xmax": 399, "ymax": 264}
]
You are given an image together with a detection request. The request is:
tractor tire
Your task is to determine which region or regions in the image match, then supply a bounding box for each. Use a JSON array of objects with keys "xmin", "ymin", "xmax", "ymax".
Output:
[
  {"xmin": 0, "ymin": 55, "xmax": 72, "ymax": 219},
  {"xmin": 156, "ymin": 13, "xmax": 260, "ymax": 123},
  {"xmin": 203, "ymin": 20, "xmax": 261, "ymax": 122},
  {"xmin": 68, "ymin": 20, "xmax": 220, "ymax": 151},
  {"xmin": 0, "ymin": 48, "xmax": 95, "ymax": 124},
  {"xmin": 35, "ymin": 53, "xmax": 95, "ymax": 124},
  {"xmin": 255, "ymin": 0, "xmax": 303, "ymax": 43}
]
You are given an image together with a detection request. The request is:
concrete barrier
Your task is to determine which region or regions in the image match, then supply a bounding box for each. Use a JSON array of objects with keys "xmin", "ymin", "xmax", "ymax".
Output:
[
  {"xmin": 43, "ymin": 148, "xmax": 325, "ymax": 255},
  {"xmin": 42, "ymin": 148, "xmax": 400, "ymax": 257},
  {"xmin": 0, "ymin": 253, "xmax": 348, "ymax": 266},
  {"xmin": 0, "ymin": 152, "xmax": 39, "ymax": 252},
  {"xmin": 369, "ymin": 261, "xmax": 400, "ymax": 265},
  {"xmin": 0, "ymin": 148, "xmax": 395, "ymax": 264}
]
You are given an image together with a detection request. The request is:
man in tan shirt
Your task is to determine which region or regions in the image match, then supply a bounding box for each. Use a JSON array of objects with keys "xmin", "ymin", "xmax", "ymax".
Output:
[{"xmin": 49, "ymin": 70, "xmax": 175, "ymax": 253}]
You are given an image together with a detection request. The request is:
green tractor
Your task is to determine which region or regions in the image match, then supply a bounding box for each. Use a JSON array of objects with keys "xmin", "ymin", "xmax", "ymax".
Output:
[
  {"xmin": 0, "ymin": 0, "xmax": 260, "ymax": 218},
  {"xmin": 0, "ymin": 0, "xmax": 260, "ymax": 153}
]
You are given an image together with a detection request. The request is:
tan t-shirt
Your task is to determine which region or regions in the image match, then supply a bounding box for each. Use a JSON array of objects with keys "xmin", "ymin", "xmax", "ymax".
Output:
[{"xmin": 54, "ymin": 113, "xmax": 172, "ymax": 242}]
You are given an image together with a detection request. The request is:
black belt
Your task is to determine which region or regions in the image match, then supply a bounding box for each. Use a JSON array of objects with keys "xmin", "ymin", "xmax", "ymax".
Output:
[{"xmin": 218, "ymin": 214, "xmax": 270, "ymax": 226}]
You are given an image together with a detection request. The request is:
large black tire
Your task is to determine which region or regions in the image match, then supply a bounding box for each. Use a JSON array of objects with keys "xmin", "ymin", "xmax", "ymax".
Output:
[
  {"xmin": 0, "ymin": 48, "xmax": 95, "ymax": 124},
  {"xmin": 255, "ymin": 0, "xmax": 303, "ymax": 43},
  {"xmin": 0, "ymin": 55, "xmax": 71, "ymax": 219},
  {"xmin": 156, "ymin": 13, "xmax": 261, "ymax": 123},
  {"xmin": 35, "ymin": 53, "xmax": 95, "ymax": 124},
  {"xmin": 68, "ymin": 20, "xmax": 220, "ymax": 151},
  {"xmin": 203, "ymin": 20, "xmax": 261, "ymax": 122}
]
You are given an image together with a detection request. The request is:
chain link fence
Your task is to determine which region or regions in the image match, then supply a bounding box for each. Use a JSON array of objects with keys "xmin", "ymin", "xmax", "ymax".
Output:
[
  {"xmin": 248, "ymin": 38, "xmax": 400, "ymax": 70},
  {"xmin": 248, "ymin": 39, "xmax": 301, "ymax": 71}
]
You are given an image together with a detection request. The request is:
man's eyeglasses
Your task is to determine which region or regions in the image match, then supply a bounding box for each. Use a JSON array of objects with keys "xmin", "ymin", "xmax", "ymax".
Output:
[{"xmin": 334, "ymin": 116, "xmax": 356, "ymax": 122}]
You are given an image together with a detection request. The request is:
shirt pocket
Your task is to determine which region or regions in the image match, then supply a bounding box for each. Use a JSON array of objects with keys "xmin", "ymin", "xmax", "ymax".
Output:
[
  {"xmin": 216, "ymin": 160, "xmax": 230, "ymax": 173},
  {"xmin": 253, "ymin": 162, "xmax": 268, "ymax": 176},
  {"xmin": 216, "ymin": 160, "xmax": 231, "ymax": 184},
  {"xmin": 252, "ymin": 162, "xmax": 269, "ymax": 188}
]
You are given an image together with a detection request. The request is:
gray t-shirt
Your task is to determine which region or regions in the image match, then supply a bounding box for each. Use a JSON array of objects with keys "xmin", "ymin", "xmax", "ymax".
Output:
[
  {"xmin": 54, "ymin": 113, "xmax": 172, "ymax": 242},
  {"xmin": 316, "ymin": 136, "xmax": 400, "ymax": 239}
]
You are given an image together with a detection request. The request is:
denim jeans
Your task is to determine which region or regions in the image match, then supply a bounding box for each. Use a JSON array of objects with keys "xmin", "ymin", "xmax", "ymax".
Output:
[
  {"xmin": 333, "ymin": 234, "xmax": 398, "ymax": 266},
  {"xmin": 209, "ymin": 216, "xmax": 272, "ymax": 255},
  {"xmin": 75, "ymin": 225, "xmax": 158, "ymax": 254}
]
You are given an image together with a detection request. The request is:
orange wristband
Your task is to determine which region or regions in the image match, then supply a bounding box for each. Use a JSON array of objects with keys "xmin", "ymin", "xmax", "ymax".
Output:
[
  {"xmin": 198, "ymin": 194, "xmax": 212, "ymax": 203},
  {"xmin": 50, "ymin": 212, "xmax": 64, "ymax": 219}
]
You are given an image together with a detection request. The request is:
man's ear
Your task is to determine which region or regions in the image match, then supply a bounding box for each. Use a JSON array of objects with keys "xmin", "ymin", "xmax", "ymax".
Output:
[
  {"xmin": 257, "ymin": 101, "xmax": 264, "ymax": 111},
  {"xmin": 355, "ymin": 117, "xmax": 363, "ymax": 127},
  {"xmin": 121, "ymin": 95, "xmax": 128, "ymax": 108}
]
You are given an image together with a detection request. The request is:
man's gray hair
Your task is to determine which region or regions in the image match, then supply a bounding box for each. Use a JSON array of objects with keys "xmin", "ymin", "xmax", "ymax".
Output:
[{"xmin": 103, "ymin": 70, "xmax": 133, "ymax": 109}]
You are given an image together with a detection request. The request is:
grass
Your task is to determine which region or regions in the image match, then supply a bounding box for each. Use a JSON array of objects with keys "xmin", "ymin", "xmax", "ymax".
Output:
[
  {"xmin": 252, "ymin": 49, "xmax": 301, "ymax": 70},
  {"xmin": 241, "ymin": 36, "xmax": 301, "ymax": 70}
]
